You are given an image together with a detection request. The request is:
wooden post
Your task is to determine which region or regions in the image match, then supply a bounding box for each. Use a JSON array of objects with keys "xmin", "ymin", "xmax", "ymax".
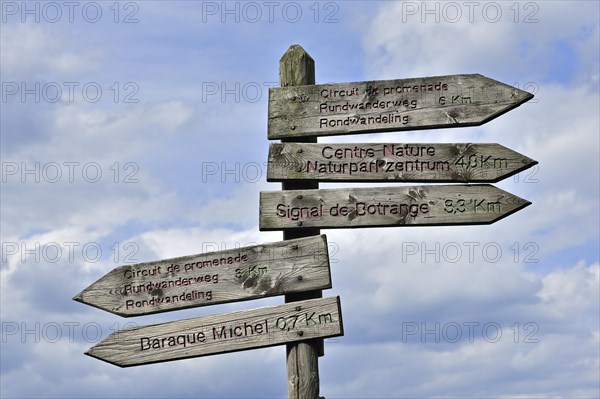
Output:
[{"xmin": 279, "ymin": 44, "xmax": 322, "ymax": 399}]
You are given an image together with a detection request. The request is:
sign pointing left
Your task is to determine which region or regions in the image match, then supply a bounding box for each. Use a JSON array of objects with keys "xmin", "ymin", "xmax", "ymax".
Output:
[
  {"xmin": 74, "ymin": 235, "xmax": 331, "ymax": 317},
  {"xmin": 86, "ymin": 296, "xmax": 343, "ymax": 367}
]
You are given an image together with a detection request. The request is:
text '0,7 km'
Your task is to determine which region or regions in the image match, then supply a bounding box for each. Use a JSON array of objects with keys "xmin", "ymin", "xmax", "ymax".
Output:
[
  {"xmin": 267, "ymin": 74, "xmax": 533, "ymax": 139},
  {"xmin": 259, "ymin": 185, "xmax": 531, "ymax": 230},
  {"xmin": 74, "ymin": 235, "xmax": 331, "ymax": 317},
  {"xmin": 85, "ymin": 296, "xmax": 343, "ymax": 367}
]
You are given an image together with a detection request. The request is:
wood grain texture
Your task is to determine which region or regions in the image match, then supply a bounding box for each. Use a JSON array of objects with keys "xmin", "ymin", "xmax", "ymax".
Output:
[
  {"xmin": 267, "ymin": 142, "xmax": 537, "ymax": 182},
  {"xmin": 260, "ymin": 185, "xmax": 531, "ymax": 230},
  {"xmin": 74, "ymin": 235, "xmax": 331, "ymax": 317},
  {"xmin": 287, "ymin": 340, "xmax": 320, "ymax": 398},
  {"xmin": 277, "ymin": 44, "xmax": 324, "ymax": 399},
  {"xmin": 85, "ymin": 296, "xmax": 343, "ymax": 368},
  {"xmin": 268, "ymin": 74, "xmax": 533, "ymax": 139}
]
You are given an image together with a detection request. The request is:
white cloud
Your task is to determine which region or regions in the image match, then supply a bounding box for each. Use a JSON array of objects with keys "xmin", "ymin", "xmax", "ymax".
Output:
[
  {"xmin": 146, "ymin": 100, "xmax": 195, "ymax": 133},
  {"xmin": 538, "ymin": 261, "xmax": 599, "ymax": 317},
  {"xmin": 1, "ymin": 24, "xmax": 104, "ymax": 79},
  {"xmin": 1, "ymin": 1, "xmax": 598, "ymax": 398},
  {"xmin": 363, "ymin": 1, "xmax": 599, "ymax": 85},
  {"xmin": 134, "ymin": 226, "xmax": 281, "ymax": 261}
]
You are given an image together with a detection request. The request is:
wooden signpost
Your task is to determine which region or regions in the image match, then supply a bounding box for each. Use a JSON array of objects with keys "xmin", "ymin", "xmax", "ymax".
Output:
[
  {"xmin": 260, "ymin": 184, "xmax": 530, "ymax": 230},
  {"xmin": 86, "ymin": 296, "xmax": 343, "ymax": 367},
  {"xmin": 74, "ymin": 235, "xmax": 331, "ymax": 317},
  {"xmin": 268, "ymin": 74, "xmax": 533, "ymax": 139},
  {"xmin": 262, "ymin": 45, "xmax": 534, "ymax": 398},
  {"xmin": 76, "ymin": 44, "xmax": 535, "ymax": 399},
  {"xmin": 267, "ymin": 142, "xmax": 537, "ymax": 182},
  {"xmin": 277, "ymin": 45, "xmax": 324, "ymax": 399}
]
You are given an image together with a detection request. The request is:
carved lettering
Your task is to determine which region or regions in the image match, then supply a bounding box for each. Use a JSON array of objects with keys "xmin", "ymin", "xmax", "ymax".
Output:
[{"xmin": 140, "ymin": 331, "xmax": 206, "ymax": 351}]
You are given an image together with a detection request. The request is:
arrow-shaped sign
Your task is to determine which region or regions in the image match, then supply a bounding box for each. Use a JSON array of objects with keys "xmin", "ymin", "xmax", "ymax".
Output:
[
  {"xmin": 260, "ymin": 185, "xmax": 531, "ymax": 230},
  {"xmin": 267, "ymin": 142, "xmax": 537, "ymax": 183},
  {"xmin": 74, "ymin": 235, "xmax": 331, "ymax": 317},
  {"xmin": 85, "ymin": 296, "xmax": 343, "ymax": 367},
  {"xmin": 268, "ymin": 74, "xmax": 533, "ymax": 139}
]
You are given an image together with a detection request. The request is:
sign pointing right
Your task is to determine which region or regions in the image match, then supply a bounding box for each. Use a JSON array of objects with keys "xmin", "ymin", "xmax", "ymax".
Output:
[
  {"xmin": 260, "ymin": 184, "xmax": 531, "ymax": 230},
  {"xmin": 267, "ymin": 142, "xmax": 537, "ymax": 183},
  {"xmin": 268, "ymin": 74, "xmax": 534, "ymax": 139}
]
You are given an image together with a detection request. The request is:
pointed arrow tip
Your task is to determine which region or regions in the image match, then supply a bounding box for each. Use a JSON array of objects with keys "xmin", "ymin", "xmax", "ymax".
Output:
[
  {"xmin": 525, "ymin": 92, "xmax": 534, "ymax": 101},
  {"xmin": 72, "ymin": 292, "xmax": 83, "ymax": 302},
  {"xmin": 84, "ymin": 347, "xmax": 125, "ymax": 368}
]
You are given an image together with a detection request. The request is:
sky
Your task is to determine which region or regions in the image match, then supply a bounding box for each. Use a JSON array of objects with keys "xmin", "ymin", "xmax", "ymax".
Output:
[{"xmin": 1, "ymin": 1, "xmax": 599, "ymax": 398}]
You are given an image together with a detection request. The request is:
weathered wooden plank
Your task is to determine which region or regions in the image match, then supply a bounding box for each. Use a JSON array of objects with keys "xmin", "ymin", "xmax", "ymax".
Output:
[
  {"xmin": 278, "ymin": 44, "xmax": 324, "ymax": 399},
  {"xmin": 268, "ymin": 74, "xmax": 533, "ymax": 139},
  {"xmin": 85, "ymin": 296, "xmax": 343, "ymax": 367},
  {"xmin": 74, "ymin": 235, "xmax": 331, "ymax": 317},
  {"xmin": 259, "ymin": 185, "xmax": 531, "ymax": 230},
  {"xmin": 268, "ymin": 142, "xmax": 537, "ymax": 183}
]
